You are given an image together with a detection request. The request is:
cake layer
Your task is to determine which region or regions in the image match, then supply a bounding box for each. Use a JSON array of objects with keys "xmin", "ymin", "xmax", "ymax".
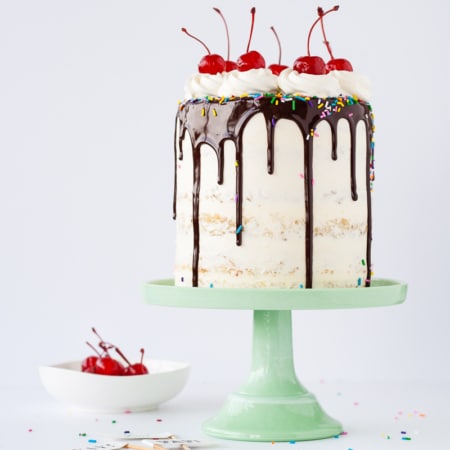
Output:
[{"xmin": 173, "ymin": 94, "xmax": 374, "ymax": 288}]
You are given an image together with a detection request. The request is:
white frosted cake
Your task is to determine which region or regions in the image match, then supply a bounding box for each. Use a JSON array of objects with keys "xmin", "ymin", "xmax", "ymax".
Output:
[{"xmin": 173, "ymin": 7, "xmax": 374, "ymax": 289}]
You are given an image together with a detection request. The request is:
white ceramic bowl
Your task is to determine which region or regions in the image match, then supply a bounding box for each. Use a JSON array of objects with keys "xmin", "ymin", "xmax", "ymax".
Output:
[{"xmin": 39, "ymin": 359, "xmax": 190, "ymax": 413}]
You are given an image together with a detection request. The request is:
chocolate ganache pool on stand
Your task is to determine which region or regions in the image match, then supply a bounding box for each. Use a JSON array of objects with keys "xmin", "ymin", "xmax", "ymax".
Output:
[{"xmin": 173, "ymin": 7, "xmax": 375, "ymax": 289}]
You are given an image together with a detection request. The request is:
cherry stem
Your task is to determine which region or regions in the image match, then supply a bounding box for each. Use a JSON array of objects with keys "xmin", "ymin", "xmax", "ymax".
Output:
[
  {"xmin": 91, "ymin": 327, "xmax": 103, "ymax": 341},
  {"xmin": 306, "ymin": 5, "xmax": 339, "ymax": 56},
  {"xmin": 98, "ymin": 341, "xmax": 112, "ymax": 356},
  {"xmin": 139, "ymin": 348, "xmax": 145, "ymax": 365},
  {"xmin": 213, "ymin": 7, "xmax": 231, "ymax": 61},
  {"xmin": 86, "ymin": 341, "xmax": 102, "ymax": 357},
  {"xmin": 115, "ymin": 347, "xmax": 132, "ymax": 366},
  {"xmin": 181, "ymin": 27, "xmax": 211, "ymax": 55},
  {"xmin": 245, "ymin": 7, "xmax": 256, "ymax": 53},
  {"xmin": 92, "ymin": 327, "xmax": 113, "ymax": 354},
  {"xmin": 318, "ymin": 7, "xmax": 335, "ymax": 59},
  {"xmin": 270, "ymin": 26, "xmax": 282, "ymax": 65}
]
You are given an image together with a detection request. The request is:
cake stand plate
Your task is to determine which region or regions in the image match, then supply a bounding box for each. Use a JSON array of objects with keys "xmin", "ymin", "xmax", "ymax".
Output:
[
  {"xmin": 144, "ymin": 278, "xmax": 406, "ymax": 310},
  {"xmin": 144, "ymin": 279, "xmax": 407, "ymax": 442}
]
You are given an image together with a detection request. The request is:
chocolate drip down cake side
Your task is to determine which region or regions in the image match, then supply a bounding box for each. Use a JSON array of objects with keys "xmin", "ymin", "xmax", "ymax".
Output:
[{"xmin": 173, "ymin": 6, "xmax": 375, "ymax": 289}]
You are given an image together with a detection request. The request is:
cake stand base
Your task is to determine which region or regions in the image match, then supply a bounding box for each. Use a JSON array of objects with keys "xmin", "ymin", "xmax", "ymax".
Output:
[
  {"xmin": 144, "ymin": 279, "xmax": 407, "ymax": 442},
  {"xmin": 202, "ymin": 310, "xmax": 342, "ymax": 441},
  {"xmin": 203, "ymin": 391, "xmax": 341, "ymax": 442}
]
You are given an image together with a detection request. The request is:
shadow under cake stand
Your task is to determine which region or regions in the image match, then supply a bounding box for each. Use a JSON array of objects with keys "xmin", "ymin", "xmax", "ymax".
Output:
[{"xmin": 144, "ymin": 279, "xmax": 407, "ymax": 442}]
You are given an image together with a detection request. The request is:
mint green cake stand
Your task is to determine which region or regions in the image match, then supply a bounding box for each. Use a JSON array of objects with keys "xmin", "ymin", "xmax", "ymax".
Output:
[{"xmin": 144, "ymin": 279, "xmax": 407, "ymax": 442}]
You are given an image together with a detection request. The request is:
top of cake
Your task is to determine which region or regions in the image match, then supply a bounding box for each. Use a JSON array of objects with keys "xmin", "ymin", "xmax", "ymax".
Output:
[{"xmin": 181, "ymin": 6, "xmax": 371, "ymax": 102}]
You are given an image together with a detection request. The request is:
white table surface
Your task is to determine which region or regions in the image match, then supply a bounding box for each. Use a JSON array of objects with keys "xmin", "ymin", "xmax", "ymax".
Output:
[{"xmin": 3, "ymin": 378, "xmax": 448, "ymax": 450}]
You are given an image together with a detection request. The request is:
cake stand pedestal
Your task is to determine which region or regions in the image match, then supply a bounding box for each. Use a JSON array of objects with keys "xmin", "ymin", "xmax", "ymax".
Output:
[{"xmin": 144, "ymin": 279, "xmax": 407, "ymax": 442}]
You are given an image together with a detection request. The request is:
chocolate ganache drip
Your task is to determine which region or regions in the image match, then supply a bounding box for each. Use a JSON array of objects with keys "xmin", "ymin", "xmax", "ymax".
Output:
[{"xmin": 173, "ymin": 95, "xmax": 374, "ymax": 288}]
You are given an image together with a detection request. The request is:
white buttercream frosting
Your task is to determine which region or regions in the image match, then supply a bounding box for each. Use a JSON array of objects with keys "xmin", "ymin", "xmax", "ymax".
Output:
[
  {"xmin": 277, "ymin": 69, "xmax": 342, "ymax": 98},
  {"xmin": 183, "ymin": 68, "xmax": 372, "ymax": 102},
  {"xmin": 329, "ymin": 70, "xmax": 371, "ymax": 102},
  {"xmin": 217, "ymin": 68, "xmax": 278, "ymax": 98},
  {"xmin": 184, "ymin": 73, "xmax": 225, "ymax": 99}
]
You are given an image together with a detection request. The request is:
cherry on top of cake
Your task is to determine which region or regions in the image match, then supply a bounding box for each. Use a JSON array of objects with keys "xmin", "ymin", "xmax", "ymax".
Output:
[
  {"xmin": 180, "ymin": 27, "xmax": 227, "ymax": 75},
  {"xmin": 181, "ymin": 5, "xmax": 354, "ymax": 76},
  {"xmin": 317, "ymin": 6, "xmax": 353, "ymax": 73},
  {"xmin": 267, "ymin": 26, "xmax": 288, "ymax": 76},
  {"xmin": 235, "ymin": 7, "xmax": 266, "ymax": 72},
  {"xmin": 212, "ymin": 7, "xmax": 237, "ymax": 71},
  {"xmin": 293, "ymin": 5, "xmax": 353, "ymax": 75}
]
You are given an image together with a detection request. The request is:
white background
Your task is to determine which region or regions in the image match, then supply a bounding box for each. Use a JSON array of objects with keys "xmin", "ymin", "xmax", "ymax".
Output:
[{"xmin": 1, "ymin": 0, "xmax": 449, "ymax": 395}]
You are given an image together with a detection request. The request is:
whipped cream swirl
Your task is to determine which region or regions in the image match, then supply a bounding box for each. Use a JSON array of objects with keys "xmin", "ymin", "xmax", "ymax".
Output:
[
  {"xmin": 184, "ymin": 73, "xmax": 224, "ymax": 99},
  {"xmin": 217, "ymin": 68, "xmax": 278, "ymax": 98}
]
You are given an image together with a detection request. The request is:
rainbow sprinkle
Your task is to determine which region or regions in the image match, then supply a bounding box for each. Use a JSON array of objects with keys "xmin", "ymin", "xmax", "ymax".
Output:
[{"xmin": 181, "ymin": 92, "xmax": 370, "ymax": 109}]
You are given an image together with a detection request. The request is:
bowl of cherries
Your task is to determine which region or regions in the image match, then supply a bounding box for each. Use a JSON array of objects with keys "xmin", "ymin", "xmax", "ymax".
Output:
[{"xmin": 39, "ymin": 328, "xmax": 190, "ymax": 413}]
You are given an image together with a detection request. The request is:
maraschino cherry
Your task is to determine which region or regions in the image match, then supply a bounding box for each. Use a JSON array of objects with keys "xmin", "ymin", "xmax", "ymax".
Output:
[
  {"xmin": 317, "ymin": 6, "xmax": 353, "ymax": 72},
  {"xmin": 181, "ymin": 27, "xmax": 226, "ymax": 74},
  {"xmin": 268, "ymin": 26, "xmax": 288, "ymax": 75},
  {"xmin": 213, "ymin": 7, "xmax": 237, "ymax": 71},
  {"xmin": 81, "ymin": 341, "xmax": 101, "ymax": 373},
  {"xmin": 127, "ymin": 348, "xmax": 149, "ymax": 375},
  {"xmin": 94, "ymin": 354, "xmax": 125, "ymax": 376},
  {"xmin": 81, "ymin": 327, "xmax": 149, "ymax": 376},
  {"xmin": 116, "ymin": 347, "xmax": 149, "ymax": 376},
  {"xmin": 293, "ymin": 5, "xmax": 341, "ymax": 75},
  {"xmin": 236, "ymin": 7, "xmax": 265, "ymax": 71},
  {"xmin": 91, "ymin": 328, "xmax": 125, "ymax": 375}
]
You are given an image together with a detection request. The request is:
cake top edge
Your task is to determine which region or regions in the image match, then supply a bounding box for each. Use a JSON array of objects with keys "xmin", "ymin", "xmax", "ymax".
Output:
[{"xmin": 179, "ymin": 91, "xmax": 372, "ymax": 110}]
